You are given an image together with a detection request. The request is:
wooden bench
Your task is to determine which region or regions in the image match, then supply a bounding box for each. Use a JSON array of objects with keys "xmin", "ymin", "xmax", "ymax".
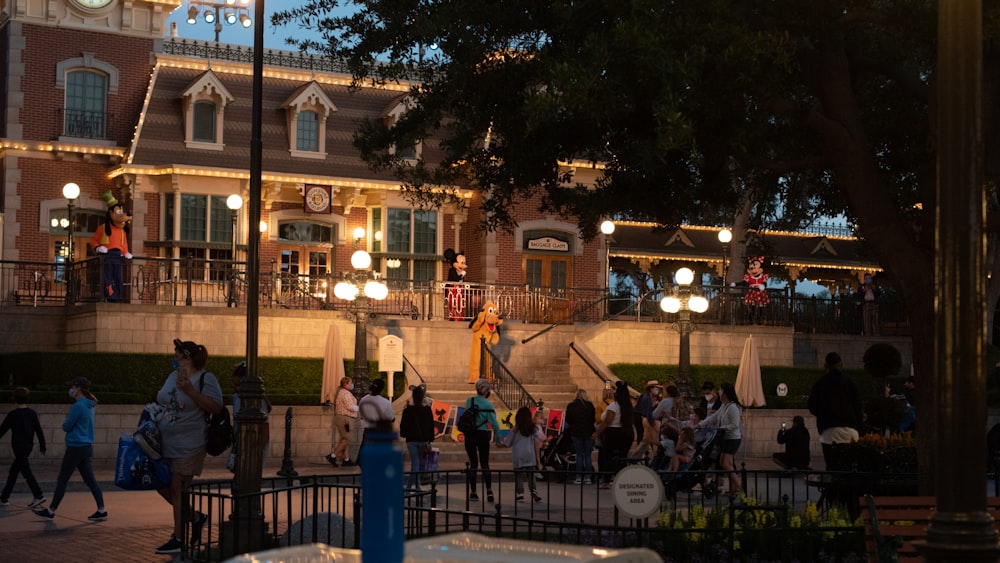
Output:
[{"xmin": 861, "ymin": 495, "xmax": 1000, "ymax": 562}]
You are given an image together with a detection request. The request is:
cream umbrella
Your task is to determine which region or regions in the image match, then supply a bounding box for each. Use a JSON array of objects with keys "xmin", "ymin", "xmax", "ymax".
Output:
[
  {"xmin": 735, "ymin": 334, "xmax": 766, "ymax": 407},
  {"xmin": 321, "ymin": 323, "xmax": 346, "ymax": 405}
]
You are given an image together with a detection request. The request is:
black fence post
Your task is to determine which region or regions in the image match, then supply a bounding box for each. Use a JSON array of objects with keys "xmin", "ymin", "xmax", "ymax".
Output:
[
  {"xmin": 184, "ymin": 253, "xmax": 193, "ymax": 306},
  {"xmin": 276, "ymin": 407, "xmax": 297, "ymax": 478}
]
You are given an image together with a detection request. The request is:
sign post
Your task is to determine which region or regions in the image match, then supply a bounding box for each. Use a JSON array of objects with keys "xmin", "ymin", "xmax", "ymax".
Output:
[
  {"xmin": 610, "ymin": 464, "xmax": 664, "ymax": 520},
  {"xmin": 378, "ymin": 335, "xmax": 404, "ymax": 400}
]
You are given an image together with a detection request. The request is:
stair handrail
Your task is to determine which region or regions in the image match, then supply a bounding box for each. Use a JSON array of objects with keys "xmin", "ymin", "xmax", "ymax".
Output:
[
  {"xmin": 568, "ymin": 341, "xmax": 613, "ymax": 387},
  {"xmin": 402, "ymin": 354, "xmax": 426, "ymax": 386},
  {"xmin": 478, "ymin": 338, "xmax": 538, "ymax": 410},
  {"xmin": 520, "ymin": 292, "xmax": 609, "ymax": 344}
]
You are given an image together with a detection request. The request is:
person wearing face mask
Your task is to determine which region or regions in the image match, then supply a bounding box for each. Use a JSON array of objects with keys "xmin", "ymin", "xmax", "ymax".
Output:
[
  {"xmin": 327, "ymin": 376, "xmax": 359, "ymax": 467},
  {"xmin": 699, "ymin": 381, "xmax": 722, "ymax": 415},
  {"xmin": 152, "ymin": 340, "xmax": 224, "ymax": 555},
  {"xmin": 32, "ymin": 377, "xmax": 107, "ymax": 522}
]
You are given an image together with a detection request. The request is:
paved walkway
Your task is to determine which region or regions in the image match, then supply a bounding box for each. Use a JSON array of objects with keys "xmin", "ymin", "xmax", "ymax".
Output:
[{"xmin": 0, "ymin": 455, "xmax": 784, "ymax": 562}]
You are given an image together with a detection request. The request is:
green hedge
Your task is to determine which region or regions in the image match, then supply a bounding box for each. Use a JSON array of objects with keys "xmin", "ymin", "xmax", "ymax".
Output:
[
  {"xmin": 0, "ymin": 353, "xmax": 406, "ymax": 405},
  {"xmin": 607, "ymin": 363, "xmax": 908, "ymax": 408}
]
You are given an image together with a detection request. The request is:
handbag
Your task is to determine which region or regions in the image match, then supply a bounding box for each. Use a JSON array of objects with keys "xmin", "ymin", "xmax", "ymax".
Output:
[
  {"xmin": 199, "ymin": 372, "xmax": 233, "ymax": 456},
  {"xmin": 115, "ymin": 434, "xmax": 172, "ymax": 490}
]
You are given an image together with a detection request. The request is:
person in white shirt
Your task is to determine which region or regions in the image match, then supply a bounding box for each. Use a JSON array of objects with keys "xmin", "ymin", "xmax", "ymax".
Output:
[{"xmin": 357, "ymin": 379, "xmax": 394, "ymax": 467}]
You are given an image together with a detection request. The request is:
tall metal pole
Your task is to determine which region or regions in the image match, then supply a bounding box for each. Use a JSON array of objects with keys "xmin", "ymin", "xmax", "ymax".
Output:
[
  {"xmin": 230, "ymin": 0, "xmax": 267, "ymax": 555},
  {"xmin": 64, "ymin": 200, "xmax": 75, "ymax": 305},
  {"xmin": 353, "ymin": 294, "xmax": 371, "ymax": 398},
  {"xmin": 921, "ymin": 1, "xmax": 999, "ymax": 560},
  {"xmin": 677, "ymin": 307, "xmax": 693, "ymax": 403}
]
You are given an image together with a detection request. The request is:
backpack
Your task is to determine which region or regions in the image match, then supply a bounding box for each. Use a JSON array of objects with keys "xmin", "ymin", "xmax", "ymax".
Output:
[
  {"xmin": 457, "ymin": 400, "xmax": 493, "ymax": 434},
  {"xmin": 199, "ymin": 373, "xmax": 233, "ymax": 456}
]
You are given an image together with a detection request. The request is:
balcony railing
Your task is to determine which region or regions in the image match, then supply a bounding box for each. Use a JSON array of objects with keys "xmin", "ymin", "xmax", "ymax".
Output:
[{"xmin": 0, "ymin": 257, "xmax": 909, "ymax": 335}]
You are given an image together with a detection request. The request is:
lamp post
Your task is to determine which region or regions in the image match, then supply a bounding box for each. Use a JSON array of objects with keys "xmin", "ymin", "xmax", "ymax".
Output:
[
  {"xmin": 600, "ymin": 220, "xmax": 615, "ymax": 319},
  {"xmin": 718, "ymin": 228, "xmax": 733, "ymax": 324},
  {"xmin": 334, "ymin": 231, "xmax": 389, "ymax": 398},
  {"xmin": 62, "ymin": 182, "xmax": 80, "ymax": 304},
  {"xmin": 226, "ymin": 194, "xmax": 242, "ymax": 307},
  {"xmin": 661, "ymin": 267, "xmax": 709, "ymax": 403},
  {"xmin": 185, "ymin": 0, "xmax": 253, "ymax": 43}
]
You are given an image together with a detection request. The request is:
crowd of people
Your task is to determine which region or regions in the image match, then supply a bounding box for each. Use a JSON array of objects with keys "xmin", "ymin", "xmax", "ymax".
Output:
[{"xmin": 4, "ymin": 347, "xmax": 918, "ymax": 551}]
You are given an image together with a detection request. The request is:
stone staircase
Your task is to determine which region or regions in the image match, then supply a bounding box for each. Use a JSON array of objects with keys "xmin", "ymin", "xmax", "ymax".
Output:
[{"xmin": 404, "ymin": 347, "xmax": 579, "ymax": 467}]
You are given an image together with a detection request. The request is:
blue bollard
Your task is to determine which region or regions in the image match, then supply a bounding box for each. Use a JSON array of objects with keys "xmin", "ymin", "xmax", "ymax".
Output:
[{"xmin": 360, "ymin": 422, "xmax": 404, "ymax": 562}]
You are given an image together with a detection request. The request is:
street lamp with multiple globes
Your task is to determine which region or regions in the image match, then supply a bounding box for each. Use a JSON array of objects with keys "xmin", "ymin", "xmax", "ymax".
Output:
[
  {"xmin": 718, "ymin": 228, "xmax": 734, "ymax": 324},
  {"xmin": 661, "ymin": 267, "xmax": 709, "ymax": 403},
  {"xmin": 185, "ymin": 0, "xmax": 253, "ymax": 43},
  {"xmin": 334, "ymin": 229, "xmax": 389, "ymax": 398}
]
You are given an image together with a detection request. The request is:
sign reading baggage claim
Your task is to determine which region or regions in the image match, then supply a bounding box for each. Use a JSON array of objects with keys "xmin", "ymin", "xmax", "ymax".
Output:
[{"xmin": 611, "ymin": 464, "xmax": 665, "ymax": 519}]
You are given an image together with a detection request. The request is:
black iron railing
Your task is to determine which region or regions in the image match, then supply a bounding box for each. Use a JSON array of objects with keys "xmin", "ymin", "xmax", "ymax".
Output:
[
  {"xmin": 182, "ymin": 465, "xmax": 970, "ymax": 561},
  {"xmin": 478, "ymin": 339, "xmax": 537, "ymax": 410},
  {"xmin": 0, "ymin": 257, "xmax": 910, "ymax": 335}
]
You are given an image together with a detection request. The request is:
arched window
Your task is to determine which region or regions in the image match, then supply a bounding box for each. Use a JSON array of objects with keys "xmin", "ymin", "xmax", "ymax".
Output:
[{"xmin": 64, "ymin": 70, "xmax": 107, "ymax": 138}]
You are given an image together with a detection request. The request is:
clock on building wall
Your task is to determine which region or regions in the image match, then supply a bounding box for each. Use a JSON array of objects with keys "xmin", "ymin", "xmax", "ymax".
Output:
[
  {"xmin": 304, "ymin": 185, "xmax": 331, "ymax": 214},
  {"xmin": 70, "ymin": 0, "xmax": 115, "ymax": 9}
]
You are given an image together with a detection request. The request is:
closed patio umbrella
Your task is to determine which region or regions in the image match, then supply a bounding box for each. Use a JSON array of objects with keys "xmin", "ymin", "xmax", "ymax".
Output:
[
  {"xmin": 321, "ymin": 323, "xmax": 345, "ymax": 405},
  {"xmin": 735, "ymin": 334, "xmax": 766, "ymax": 407}
]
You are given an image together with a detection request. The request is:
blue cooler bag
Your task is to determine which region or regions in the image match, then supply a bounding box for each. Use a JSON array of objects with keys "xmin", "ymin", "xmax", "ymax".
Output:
[{"xmin": 115, "ymin": 434, "xmax": 172, "ymax": 490}]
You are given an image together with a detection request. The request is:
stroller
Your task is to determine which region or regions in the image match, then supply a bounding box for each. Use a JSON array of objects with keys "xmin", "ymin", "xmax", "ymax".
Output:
[
  {"xmin": 539, "ymin": 430, "xmax": 576, "ymax": 481},
  {"xmin": 662, "ymin": 427, "xmax": 723, "ymax": 499}
]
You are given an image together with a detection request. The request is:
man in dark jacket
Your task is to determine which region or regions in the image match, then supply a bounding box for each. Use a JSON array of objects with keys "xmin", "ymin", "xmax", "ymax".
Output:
[
  {"xmin": 565, "ymin": 389, "xmax": 597, "ymax": 484},
  {"xmin": 808, "ymin": 352, "xmax": 863, "ymax": 469},
  {"xmin": 773, "ymin": 415, "xmax": 811, "ymax": 469}
]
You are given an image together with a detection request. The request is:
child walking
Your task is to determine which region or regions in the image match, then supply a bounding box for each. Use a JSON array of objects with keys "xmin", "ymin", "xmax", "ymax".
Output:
[
  {"xmin": 33, "ymin": 377, "xmax": 107, "ymax": 521},
  {"xmin": 503, "ymin": 407, "xmax": 545, "ymax": 503},
  {"xmin": 0, "ymin": 387, "xmax": 47, "ymax": 507}
]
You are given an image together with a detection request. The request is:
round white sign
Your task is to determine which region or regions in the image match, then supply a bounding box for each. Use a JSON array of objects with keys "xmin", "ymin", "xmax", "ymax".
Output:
[
  {"xmin": 776, "ymin": 383, "xmax": 788, "ymax": 397},
  {"xmin": 610, "ymin": 464, "xmax": 664, "ymax": 519}
]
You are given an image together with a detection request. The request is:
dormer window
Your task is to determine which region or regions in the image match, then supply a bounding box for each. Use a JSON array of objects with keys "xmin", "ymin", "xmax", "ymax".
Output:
[
  {"xmin": 180, "ymin": 70, "xmax": 234, "ymax": 151},
  {"xmin": 383, "ymin": 97, "xmax": 421, "ymax": 162},
  {"xmin": 296, "ymin": 110, "xmax": 320, "ymax": 152},
  {"xmin": 192, "ymin": 101, "xmax": 217, "ymax": 142},
  {"xmin": 283, "ymin": 82, "xmax": 336, "ymax": 159}
]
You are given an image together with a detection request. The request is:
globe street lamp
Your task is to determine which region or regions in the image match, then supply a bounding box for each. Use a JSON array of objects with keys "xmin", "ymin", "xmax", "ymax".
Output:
[
  {"xmin": 226, "ymin": 194, "xmax": 243, "ymax": 307},
  {"xmin": 718, "ymin": 228, "xmax": 733, "ymax": 324},
  {"xmin": 661, "ymin": 267, "xmax": 709, "ymax": 403},
  {"xmin": 334, "ymin": 234, "xmax": 389, "ymax": 398},
  {"xmin": 62, "ymin": 182, "xmax": 81, "ymax": 303},
  {"xmin": 600, "ymin": 220, "xmax": 615, "ymax": 318}
]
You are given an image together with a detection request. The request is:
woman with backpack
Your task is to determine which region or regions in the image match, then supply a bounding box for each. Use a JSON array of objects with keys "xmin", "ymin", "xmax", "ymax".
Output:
[{"xmin": 463, "ymin": 379, "xmax": 501, "ymax": 503}]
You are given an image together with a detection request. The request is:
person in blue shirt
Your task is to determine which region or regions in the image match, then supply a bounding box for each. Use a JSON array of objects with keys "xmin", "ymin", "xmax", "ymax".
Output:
[
  {"xmin": 464, "ymin": 379, "xmax": 501, "ymax": 503},
  {"xmin": 33, "ymin": 377, "xmax": 107, "ymax": 521}
]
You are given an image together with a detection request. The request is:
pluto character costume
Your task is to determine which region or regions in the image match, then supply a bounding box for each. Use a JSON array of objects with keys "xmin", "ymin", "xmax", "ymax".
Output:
[{"xmin": 468, "ymin": 300, "xmax": 502, "ymax": 383}]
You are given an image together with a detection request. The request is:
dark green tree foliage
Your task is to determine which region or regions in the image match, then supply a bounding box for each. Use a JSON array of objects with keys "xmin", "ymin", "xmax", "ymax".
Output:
[
  {"xmin": 274, "ymin": 1, "xmax": 1000, "ymax": 491},
  {"xmin": 863, "ymin": 343, "xmax": 903, "ymax": 378}
]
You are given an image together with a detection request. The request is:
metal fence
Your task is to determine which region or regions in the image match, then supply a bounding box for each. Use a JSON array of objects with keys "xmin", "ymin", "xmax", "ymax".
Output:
[
  {"xmin": 0, "ymin": 257, "xmax": 909, "ymax": 335},
  {"xmin": 182, "ymin": 465, "xmax": 948, "ymax": 562}
]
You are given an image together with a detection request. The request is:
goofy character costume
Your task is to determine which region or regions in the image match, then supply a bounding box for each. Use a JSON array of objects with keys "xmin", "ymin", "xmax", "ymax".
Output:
[{"xmin": 89, "ymin": 191, "xmax": 132, "ymax": 302}]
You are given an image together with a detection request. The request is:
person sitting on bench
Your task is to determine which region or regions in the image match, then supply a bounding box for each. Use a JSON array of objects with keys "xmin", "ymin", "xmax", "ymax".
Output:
[{"xmin": 772, "ymin": 415, "xmax": 811, "ymax": 469}]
